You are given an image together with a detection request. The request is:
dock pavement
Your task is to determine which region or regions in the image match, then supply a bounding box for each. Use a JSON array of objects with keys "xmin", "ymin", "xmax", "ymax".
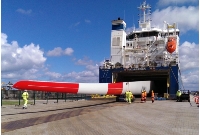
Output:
[{"xmin": 1, "ymin": 96, "xmax": 199, "ymax": 135}]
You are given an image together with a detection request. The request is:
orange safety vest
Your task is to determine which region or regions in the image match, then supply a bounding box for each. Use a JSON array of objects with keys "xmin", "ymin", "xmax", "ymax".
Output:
[
  {"xmin": 144, "ymin": 91, "xmax": 147, "ymax": 100},
  {"xmin": 141, "ymin": 92, "xmax": 144, "ymax": 98},
  {"xmin": 151, "ymin": 92, "xmax": 154, "ymax": 101},
  {"xmin": 151, "ymin": 92, "xmax": 154, "ymax": 97},
  {"xmin": 144, "ymin": 91, "xmax": 147, "ymax": 97},
  {"xmin": 195, "ymin": 96, "xmax": 199, "ymax": 104},
  {"xmin": 194, "ymin": 96, "xmax": 198, "ymax": 103},
  {"xmin": 141, "ymin": 92, "xmax": 144, "ymax": 101}
]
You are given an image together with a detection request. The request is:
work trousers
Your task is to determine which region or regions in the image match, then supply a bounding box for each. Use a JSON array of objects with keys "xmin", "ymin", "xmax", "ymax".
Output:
[
  {"xmin": 23, "ymin": 98, "xmax": 28, "ymax": 107},
  {"xmin": 152, "ymin": 97, "xmax": 154, "ymax": 103},
  {"xmin": 177, "ymin": 96, "xmax": 180, "ymax": 101},
  {"xmin": 128, "ymin": 97, "xmax": 132, "ymax": 103}
]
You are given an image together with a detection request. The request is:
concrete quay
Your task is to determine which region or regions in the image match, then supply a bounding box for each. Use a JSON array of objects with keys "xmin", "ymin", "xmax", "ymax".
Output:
[{"xmin": 1, "ymin": 98, "xmax": 199, "ymax": 135}]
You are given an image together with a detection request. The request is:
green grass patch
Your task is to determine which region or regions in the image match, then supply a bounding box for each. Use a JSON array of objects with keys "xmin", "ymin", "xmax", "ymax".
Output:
[{"xmin": 2, "ymin": 100, "xmax": 33, "ymax": 105}]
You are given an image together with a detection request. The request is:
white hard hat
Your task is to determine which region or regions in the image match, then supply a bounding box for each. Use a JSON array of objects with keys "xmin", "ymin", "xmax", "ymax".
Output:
[{"xmin": 24, "ymin": 90, "xmax": 27, "ymax": 92}]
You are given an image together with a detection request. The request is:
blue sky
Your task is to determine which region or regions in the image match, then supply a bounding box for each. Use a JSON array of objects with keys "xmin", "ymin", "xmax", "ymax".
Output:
[{"xmin": 1, "ymin": 0, "xmax": 199, "ymax": 91}]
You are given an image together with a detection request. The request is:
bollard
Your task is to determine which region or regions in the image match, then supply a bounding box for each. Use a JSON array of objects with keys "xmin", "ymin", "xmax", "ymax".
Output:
[
  {"xmin": 18, "ymin": 90, "xmax": 21, "ymax": 106},
  {"xmin": 57, "ymin": 92, "xmax": 58, "ymax": 103},
  {"xmin": 65, "ymin": 93, "xmax": 66, "ymax": 102},
  {"xmin": 46, "ymin": 96, "xmax": 48, "ymax": 104},
  {"xmin": 1, "ymin": 89, "xmax": 2, "ymax": 106},
  {"xmin": 44, "ymin": 92, "xmax": 50, "ymax": 104},
  {"xmin": 72, "ymin": 94, "xmax": 74, "ymax": 102},
  {"xmin": 33, "ymin": 91, "xmax": 35, "ymax": 105},
  {"xmin": 54, "ymin": 92, "xmax": 58, "ymax": 103}
]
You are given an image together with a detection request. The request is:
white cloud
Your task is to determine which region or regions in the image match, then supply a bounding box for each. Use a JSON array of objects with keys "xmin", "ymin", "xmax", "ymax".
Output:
[
  {"xmin": 45, "ymin": 72, "xmax": 62, "ymax": 80},
  {"xmin": 46, "ymin": 47, "xmax": 62, "ymax": 56},
  {"xmin": 125, "ymin": 27, "xmax": 134, "ymax": 35},
  {"xmin": 1, "ymin": 33, "xmax": 46, "ymax": 81},
  {"xmin": 179, "ymin": 41, "xmax": 199, "ymax": 91},
  {"xmin": 179, "ymin": 41, "xmax": 199, "ymax": 71},
  {"xmin": 44, "ymin": 67, "xmax": 99, "ymax": 83},
  {"xmin": 151, "ymin": 6, "xmax": 199, "ymax": 33},
  {"xmin": 1, "ymin": 69, "xmax": 40, "ymax": 82},
  {"xmin": 157, "ymin": 0, "xmax": 198, "ymax": 7},
  {"xmin": 69, "ymin": 22, "xmax": 81, "ymax": 29},
  {"xmin": 16, "ymin": 8, "xmax": 32, "ymax": 15},
  {"xmin": 180, "ymin": 70, "xmax": 199, "ymax": 91},
  {"xmin": 45, "ymin": 56, "xmax": 99, "ymax": 83},
  {"xmin": 1, "ymin": 33, "xmax": 99, "ymax": 84},
  {"xmin": 74, "ymin": 22, "xmax": 80, "ymax": 26},
  {"xmin": 64, "ymin": 70, "xmax": 98, "ymax": 83},
  {"xmin": 72, "ymin": 61, "xmax": 100, "ymax": 82},
  {"xmin": 42, "ymin": 56, "xmax": 101, "ymax": 82},
  {"xmin": 64, "ymin": 48, "xmax": 74, "ymax": 56},
  {"xmin": 85, "ymin": 65, "xmax": 99, "ymax": 76},
  {"xmin": 85, "ymin": 19, "xmax": 91, "ymax": 23},
  {"xmin": 63, "ymin": 58, "xmax": 100, "ymax": 82},
  {"xmin": 1, "ymin": 33, "xmax": 46, "ymax": 72},
  {"xmin": 75, "ymin": 56, "xmax": 93, "ymax": 65},
  {"xmin": 47, "ymin": 47, "xmax": 74, "ymax": 56}
]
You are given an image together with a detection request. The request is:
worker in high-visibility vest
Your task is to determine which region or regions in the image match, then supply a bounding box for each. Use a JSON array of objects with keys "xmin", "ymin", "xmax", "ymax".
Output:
[
  {"xmin": 194, "ymin": 93, "xmax": 199, "ymax": 107},
  {"xmin": 196, "ymin": 96, "xmax": 199, "ymax": 107},
  {"xmin": 144, "ymin": 90, "xmax": 147, "ymax": 102},
  {"xmin": 176, "ymin": 90, "xmax": 181, "ymax": 102},
  {"xmin": 128, "ymin": 90, "xmax": 133, "ymax": 103},
  {"xmin": 125, "ymin": 91, "xmax": 129, "ymax": 102},
  {"xmin": 151, "ymin": 90, "xmax": 155, "ymax": 103},
  {"xmin": 131, "ymin": 92, "xmax": 134, "ymax": 102},
  {"xmin": 22, "ymin": 90, "xmax": 29, "ymax": 109}
]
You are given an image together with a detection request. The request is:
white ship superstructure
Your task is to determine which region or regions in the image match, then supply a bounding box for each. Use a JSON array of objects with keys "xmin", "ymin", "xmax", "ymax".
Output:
[
  {"xmin": 100, "ymin": 1, "xmax": 180, "ymax": 96},
  {"xmin": 109, "ymin": 1, "xmax": 179, "ymax": 69}
]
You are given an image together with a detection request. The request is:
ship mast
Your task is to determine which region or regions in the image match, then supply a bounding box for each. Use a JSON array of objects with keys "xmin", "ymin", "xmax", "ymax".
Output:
[{"xmin": 138, "ymin": 0, "xmax": 151, "ymax": 30}]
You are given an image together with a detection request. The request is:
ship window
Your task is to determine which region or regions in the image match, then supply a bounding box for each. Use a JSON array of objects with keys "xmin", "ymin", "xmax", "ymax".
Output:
[
  {"xmin": 112, "ymin": 37, "xmax": 120, "ymax": 46},
  {"xmin": 125, "ymin": 55, "xmax": 129, "ymax": 61},
  {"xmin": 128, "ymin": 31, "xmax": 160, "ymax": 39},
  {"xmin": 117, "ymin": 37, "xmax": 120, "ymax": 43},
  {"xmin": 130, "ymin": 43, "xmax": 132, "ymax": 46}
]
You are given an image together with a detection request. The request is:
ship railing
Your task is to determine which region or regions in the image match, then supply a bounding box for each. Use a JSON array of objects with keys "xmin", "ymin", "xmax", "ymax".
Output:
[{"xmin": 137, "ymin": 36, "xmax": 155, "ymax": 42}]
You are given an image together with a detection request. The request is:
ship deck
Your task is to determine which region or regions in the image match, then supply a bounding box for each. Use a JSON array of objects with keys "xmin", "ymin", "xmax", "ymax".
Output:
[{"xmin": 1, "ymin": 96, "xmax": 199, "ymax": 135}]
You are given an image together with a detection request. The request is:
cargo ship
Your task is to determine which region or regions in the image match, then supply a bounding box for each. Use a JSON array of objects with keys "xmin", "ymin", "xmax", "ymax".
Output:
[{"xmin": 99, "ymin": 1, "xmax": 180, "ymax": 97}]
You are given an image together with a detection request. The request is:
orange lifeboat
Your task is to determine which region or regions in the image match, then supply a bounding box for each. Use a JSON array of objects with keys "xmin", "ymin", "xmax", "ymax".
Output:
[{"xmin": 166, "ymin": 37, "xmax": 176, "ymax": 53}]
